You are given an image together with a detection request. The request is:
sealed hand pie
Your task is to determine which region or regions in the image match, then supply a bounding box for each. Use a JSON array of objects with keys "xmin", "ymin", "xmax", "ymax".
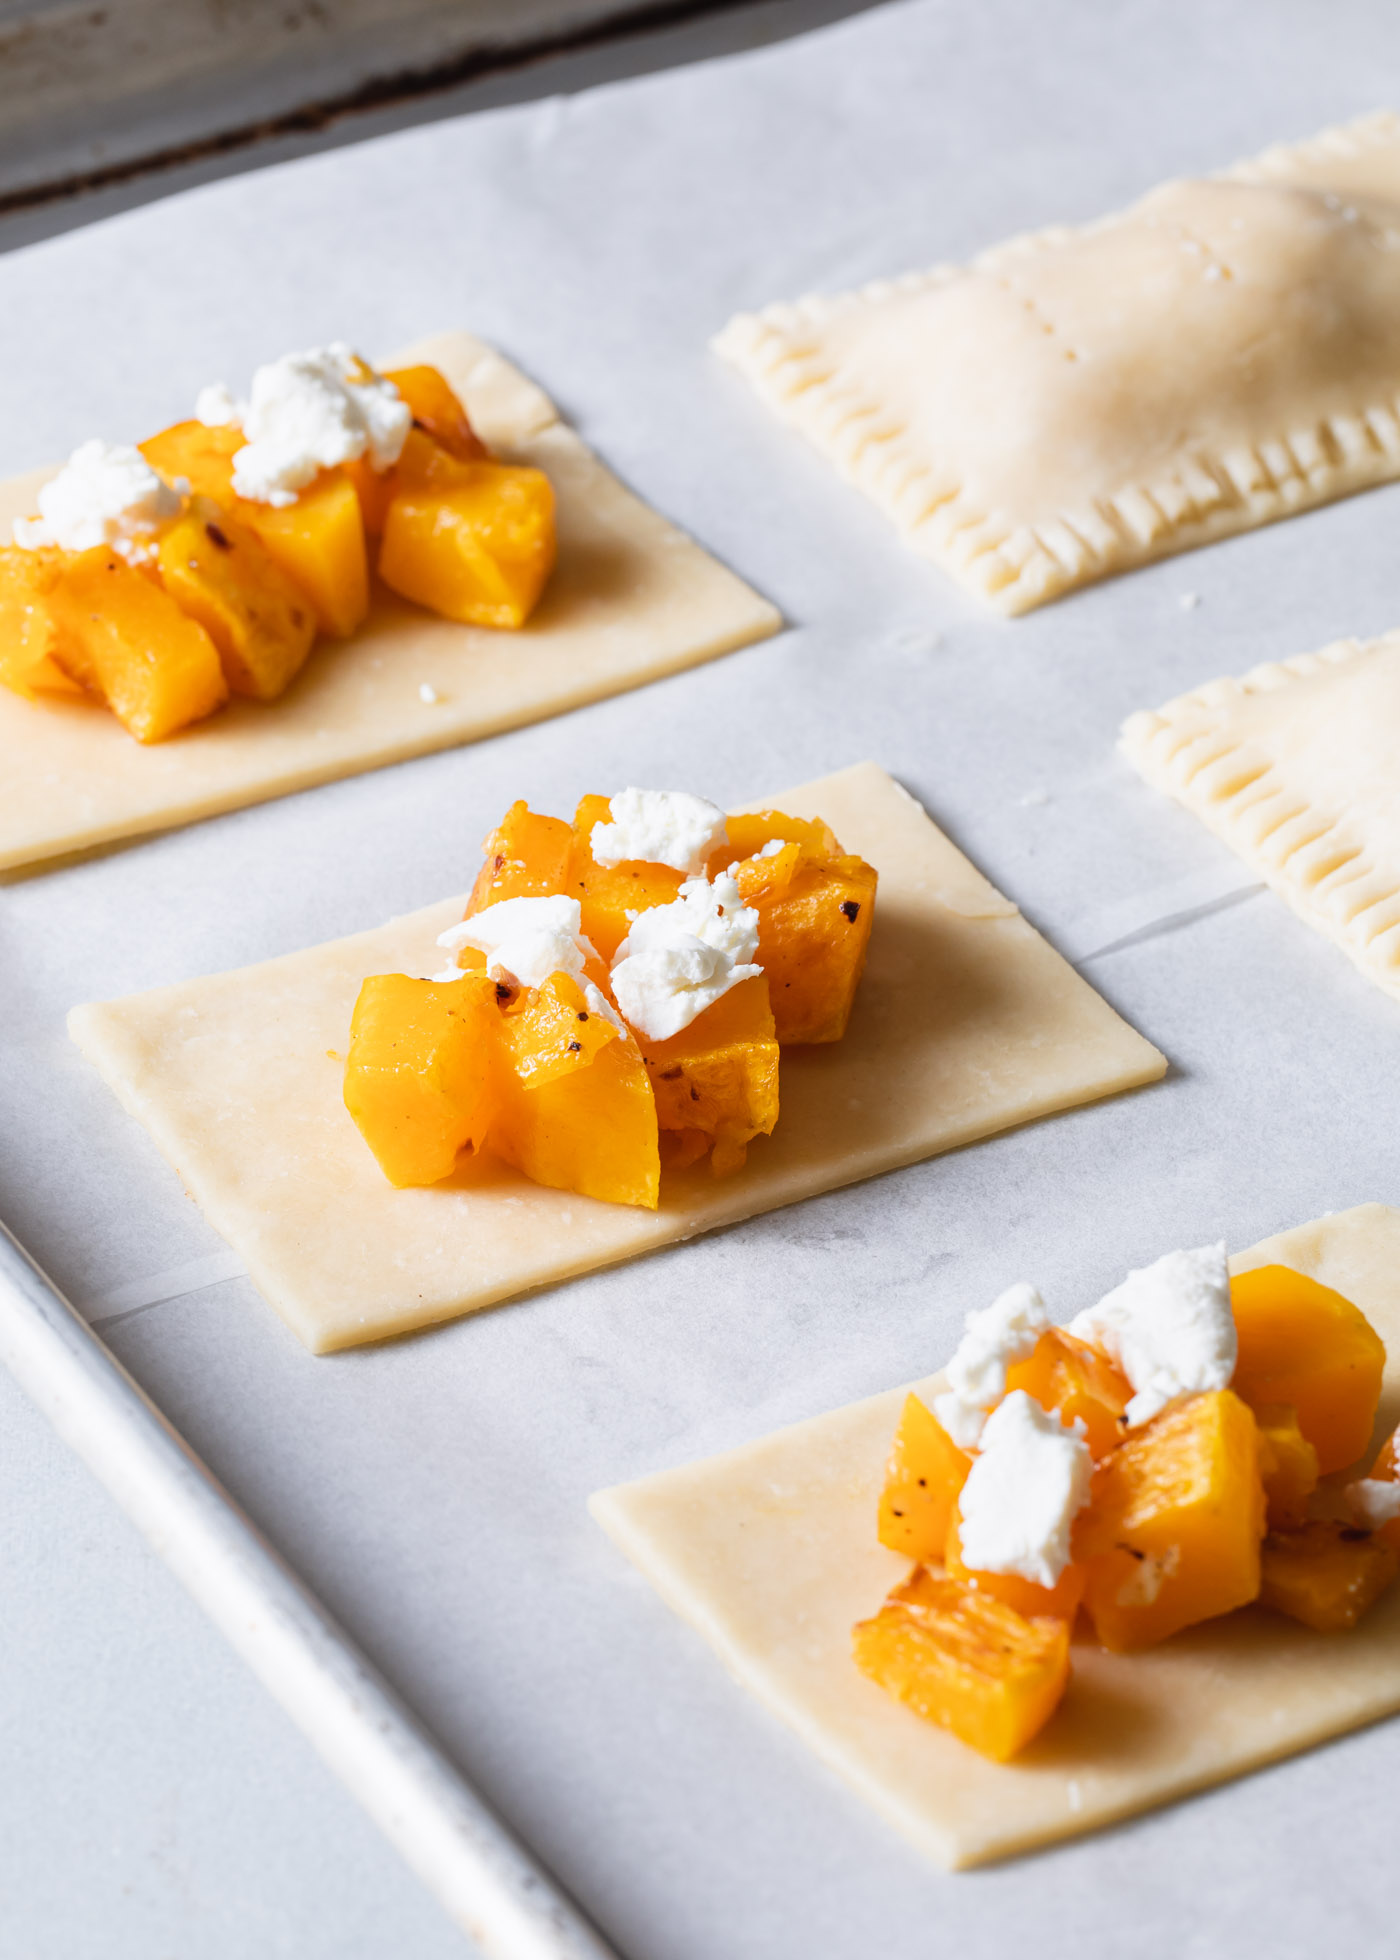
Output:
[{"xmin": 718, "ymin": 112, "xmax": 1400, "ymax": 614}]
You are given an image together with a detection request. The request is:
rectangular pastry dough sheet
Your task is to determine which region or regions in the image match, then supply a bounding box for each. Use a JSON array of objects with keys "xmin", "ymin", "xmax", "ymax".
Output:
[
  {"xmin": 1122, "ymin": 631, "xmax": 1400, "ymax": 1003},
  {"xmin": 717, "ymin": 112, "xmax": 1400, "ymax": 614},
  {"xmin": 67, "ymin": 762, "xmax": 1164, "ymax": 1353},
  {"xmin": 0, "ymin": 329, "xmax": 780, "ymax": 874},
  {"xmin": 591, "ymin": 1204, "xmax": 1400, "ymax": 1870}
]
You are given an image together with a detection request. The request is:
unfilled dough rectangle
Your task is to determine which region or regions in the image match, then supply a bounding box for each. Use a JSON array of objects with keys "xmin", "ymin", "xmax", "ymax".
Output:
[
  {"xmin": 717, "ymin": 113, "xmax": 1400, "ymax": 614},
  {"xmin": 68, "ymin": 762, "xmax": 1164, "ymax": 1352},
  {"xmin": 591, "ymin": 1205, "xmax": 1400, "ymax": 1870},
  {"xmin": 1122, "ymin": 631, "xmax": 1400, "ymax": 1003},
  {"xmin": 0, "ymin": 329, "xmax": 780, "ymax": 873}
]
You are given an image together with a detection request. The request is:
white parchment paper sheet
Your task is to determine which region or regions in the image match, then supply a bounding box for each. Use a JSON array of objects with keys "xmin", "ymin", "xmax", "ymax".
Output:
[{"xmin": 4, "ymin": 2, "xmax": 1400, "ymax": 1953}]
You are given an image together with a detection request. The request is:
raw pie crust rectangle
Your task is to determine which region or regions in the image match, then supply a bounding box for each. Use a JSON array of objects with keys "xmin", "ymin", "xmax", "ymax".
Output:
[
  {"xmin": 68, "ymin": 763, "xmax": 1164, "ymax": 1353},
  {"xmin": 0, "ymin": 329, "xmax": 781, "ymax": 873},
  {"xmin": 717, "ymin": 113, "xmax": 1400, "ymax": 614},
  {"xmin": 591, "ymin": 1204, "xmax": 1400, "ymax": 1870},
  {"xmin": 1122, "ymin": 630, "xmax": 1400, "ymax": 1002}
]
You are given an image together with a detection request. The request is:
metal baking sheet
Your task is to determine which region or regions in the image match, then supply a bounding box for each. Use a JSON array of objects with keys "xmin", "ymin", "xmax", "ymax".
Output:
[{"xmin": 3, "ymin": 1, "xmax": 1400, "ymax": 1952}]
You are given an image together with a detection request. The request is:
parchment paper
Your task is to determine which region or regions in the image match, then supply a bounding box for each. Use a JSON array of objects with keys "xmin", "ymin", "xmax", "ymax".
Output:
[{"xmin": 4, "ymin": 2, "xmax": 1400, "ymax": 1955}]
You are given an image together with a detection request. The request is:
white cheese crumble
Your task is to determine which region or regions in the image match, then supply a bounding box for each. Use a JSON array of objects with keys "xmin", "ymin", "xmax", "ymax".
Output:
[
  {"xmin": 609, "ymin": 871, "xmax": 761, "ymax": 1041},
  {"xmin": 1069, "ymin": 1242, "xmax": 1235, "ymax": 1428},
  {"xmin": 757, "ymin": 837, "xmax": 787, "ymax": 858},
  {"xmin": 590, "ymin": 788, "xmax": 729, "ymax": 876},
  {"xmin": 13, "ymin": 439, "xmax": 184, "ymax": 561},
  {"xmin": 933, "ymin": 1282, "xmax": 1051, "ymax": 1450},
  {"xmin": 198, "ymin": 343, "xmax": 411, "ymax": 507},
  {"xmin": 1346, "ymin": 1479, "xmax": 1400, "ymax": 1530},
  {"xmin": 433, "ymin": 895, "xmax": 623, "ymax": 1031},
  {"xmin": 419, "ymin": 683, "xmax": 441, "ymax": 705},
  {"xmin": 956, "ymin": 1392, "xmax": 1092, "ymax": 1587}
]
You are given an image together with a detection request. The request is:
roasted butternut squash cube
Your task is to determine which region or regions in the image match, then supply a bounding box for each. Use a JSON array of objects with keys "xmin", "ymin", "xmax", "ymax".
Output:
[
  {"xmin": 1231, "ymin": 1265, "xmax": 1386, "ymax": 1474},
  {"xmin": 709, "ymin": 811, "xmax": 877, "ymax": 1044},
  {"xmin": 640, "ymin": 973, "xmax": 778, "ymax": 1176},
  {"xmin": 1079, "ymin": 1390, "xmax": 1265, "ymax": 1652},
  {"xmin": 877, "ymin": 1392, "xmax": 971, "ymax": 1563},
  {"xmin": 46, "ymin": 547, "xmax": 228, "ymax": 742},
  {"xmin": 1259, "ymin": 1521, "xmax": 1399, "ymax": 1632},
  {"xmin": 467, "ymin": 800, "xmax": 575, "ymax": 915},
  {"xmin": 384, "ymin": 365, "xmax": 488, "ymax": 463},
  {"xmin": 142, "ymin": 421, "xmax": 369, "ymax": 638},
  {"xmin": 156, "ymin": 497, "xmax": 317, "ymax": 701},
  {"xmin": 1255, "ymin": 1404, "xmax": 1320, "ymax": 1530},
  {"xmin": 343, "ymin": 972, "xmax": 498, "ymax": 1187},
  {"xmin": 945, "ymin": 1515, "xmax": 1087, "ymax": 1622},
  {"xmin": 1006, "ymin": 1327, "xmax": 1131, "ymax": 1460},
  {"xmin": 491, "ymin": 1009, "xmax": 658, "ymax": 1210},
  {"xmin": 852, "ymin": 1567, "xmax": 1070, "ymax": 1763},
  {"xmin": 378, "ymin": 437, "xmax": 556, "ymax": 630},
  {"xmin": 570, "ymin": 794, "xmax": 684, "ymax": 962},
  {"xmin": 497, "ymin": 971, "xmax": 616, "ymax": 1090},
  {"xmin": 243, "ymin": 470, "xmax": 369, "ymax": 639},
  {"xmin": 0, "ymin": 546, "xmax": 82, "ymax": 698}
]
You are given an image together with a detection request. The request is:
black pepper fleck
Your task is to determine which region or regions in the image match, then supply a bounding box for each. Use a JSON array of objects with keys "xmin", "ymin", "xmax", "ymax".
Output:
[
  {"xmin": 840, "ymin": 900, "xmax": 860, "ymax": 923},
  {"xmin": 567, "ymin": 1040, "xmax": 582, "ymax": 1053},
  {"xmin": 205, "ymin": 521, "xmax": 232, "ymax": 550}
]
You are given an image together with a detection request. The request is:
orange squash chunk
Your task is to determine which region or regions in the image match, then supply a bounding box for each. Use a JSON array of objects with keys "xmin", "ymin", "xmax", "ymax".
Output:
[
  {"xmin": 0, "ymin": 546, "xmax": 83, "ymax": 698},
  {"xmin": 1255, "ymin": 1403, "xmax": 1319, "ymax": 1530},
  {"xmin": 491, "ymin": 988, "xmax": 658, "ymax": 1209},
  {"xmin": 945, "ymin": 1514, "xmax": 1087, "ymax": 1622},
  {"xmin": 497, "ymin": 970, "xmax": 616, "ymax": 1089},
  {"xmin": 1231, "ymin": 1265, "xmax": 1385, "ymax": 1474},
  {"xmin": 1005, "ymin": 1327, "xmax": 1131, "ymax": 1460},
  {"xmin": 709, "ymin": 811, "xmax": 877, "ymax": 1044},
  {"xmin": 467, "ymin": 801, "xmax": 575, "ymax": 915},
  {"xmin": 378, "ymin": 434, "xmax": 556, "ymax": 630},
  {"xmin": 156, "ymin": 497, "xmax": 317, "ymax": 700},
  {"xmin": 639, "ymin": 973, "xmax": 779, "ymax": 1176},
  {"xmin": 570, "ymin": 794, "xmax": 684, "ymax": 963},
  {"xmin": 1079, "ymin": 1389, "xmax": 1265, "ymax": 1651},
  {"xmin": 46, "ymin": 546, "xmax": 228, "ymax": 742},
  {"xmin": 384, "ymin": 365, "xmax": 488, "ymax": 463},
  {"xmin": 877, "ymin": 1393, "xmax": 971, "ymax": 1563},
  {"xmin": 852, "ymin": 1567, "xmax": 1070, "ymax": 1763},
  {"xmin": 343, "ymin": 972, "xmax": 498, "ymax": 1188},
  {"xmin": 141, "ymin": 420, "xmax": 368, "ymax": 639},
  {"xmin": 1259, "ymin": 1521, "xmax": 1399, "ymax": 1632}
]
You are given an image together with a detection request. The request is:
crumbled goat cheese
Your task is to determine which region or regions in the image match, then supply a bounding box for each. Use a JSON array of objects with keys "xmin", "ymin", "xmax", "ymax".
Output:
[
  {"xmin": 434, "ymin": 895, "xmax": 623, "ymax": 1030},
  {"xmin": 199, "ymin": 344, "xmax": 412, "ymax": 507},
  {"xmin": 933, "ymin": 1281, "xmax": 1051, "ymax": 1449},
  {"xmin": 419, "ymin": 683, "xmax": 441, "ymax": 705},
  {"xmin": 590, "ymin": 788, "xmax": 729, "ymax": 876},
  {"xmin": 609, "ymin": 871, "xmax": 761, "ymax": 1041},
  {"xmin": 957, "ymin": 1392, "xmax": 1093, "ymax": 1587},
  {"xmin": 1069, "ymin": 1242, "xmax": 1234, "ymax": 1427},
  {"xmin": 1347, "ymin": 1479, "xmax": 1400, "ymax": 1529},
  {"xmin": 757, "ymin": 837, "xmax": 787, "ymax": 858},
  {"xmin": 13, "ymin": 439, "xmax": 184, "ymax": 561}
]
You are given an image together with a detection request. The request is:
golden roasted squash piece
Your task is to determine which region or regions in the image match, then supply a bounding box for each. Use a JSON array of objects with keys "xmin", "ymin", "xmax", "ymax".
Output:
[
  {"xmin": 1079, "ymin": 1389, "xmax": 1265, "ymax": 1652},
  {"xmin": 497, "ymin": 970, "xmax": 616, "ymax": 1089},
  {"xmin": 853, "ymin": 1567, "xmax": 1070, "ymax": 1763},
  {"xmin": 945, "ymin": 1515, "xmax": 1087, "ymax": 1622},
  {"xmin": 570, "ymin": 793, "xmax": 685, "ymax": 962},
  {"xmin": 1231, "ymin": 1266, "xmax": 1385, "ymax": 1474},
  {"xmin": 709, "ymin": 811, "xmax": 877, "ymax": 1044},
  {"xmin": 141, "ymin": 420, "xmax": 369, "ymax": 639},
  {"xmin": 467, "ymin": 801, "xmax": 575, "ymax": 915},
  {"xmin": 491, "ymin": 996, "xmax": 658, "ymax": 1210},
  {"xmin": 877, "ymin": 1393, "xmax": 971, "ymax": 1563},
  {"xmin": 0, "ymin": 546, "xmax": 82, "ymax": 698},
  {"xmin": 343, "ymin": 972, "xmax": 498, "ymax": 1187},
  {"xmin": 378, "ymin": 432, "xmax": 556, "ymax": 630},
  {"xmin": 45, "ymin": 546, "xmax": 228, "ymax": 742},
  {"xmin": 156, "ymin": 497, "xmax": 317, "ymax": 700},
  {"xmin": 1259, "ymin": 1521, "xmax": 1399, "ymax": 1633},
  {"xmin": 1006, "ymin": 1327, "xmax": 1131, "ymax": 1460},
  {"xmin": 384, "ymin": 364, "xmax": 488, "ymax": 463},
  {"xmin": 1255, "ymin": 1403, "xmax": 1320, "ymax": 1530},
  {"xmin": 639, "ymin": 973, "xmax": 779, "ymax": 1176}
]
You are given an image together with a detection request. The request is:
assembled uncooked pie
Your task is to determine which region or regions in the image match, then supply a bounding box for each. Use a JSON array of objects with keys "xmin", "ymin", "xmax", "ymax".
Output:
[{"xmin": 718, "ymin": 112, "xmax": 1400, "ymax": 613}]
